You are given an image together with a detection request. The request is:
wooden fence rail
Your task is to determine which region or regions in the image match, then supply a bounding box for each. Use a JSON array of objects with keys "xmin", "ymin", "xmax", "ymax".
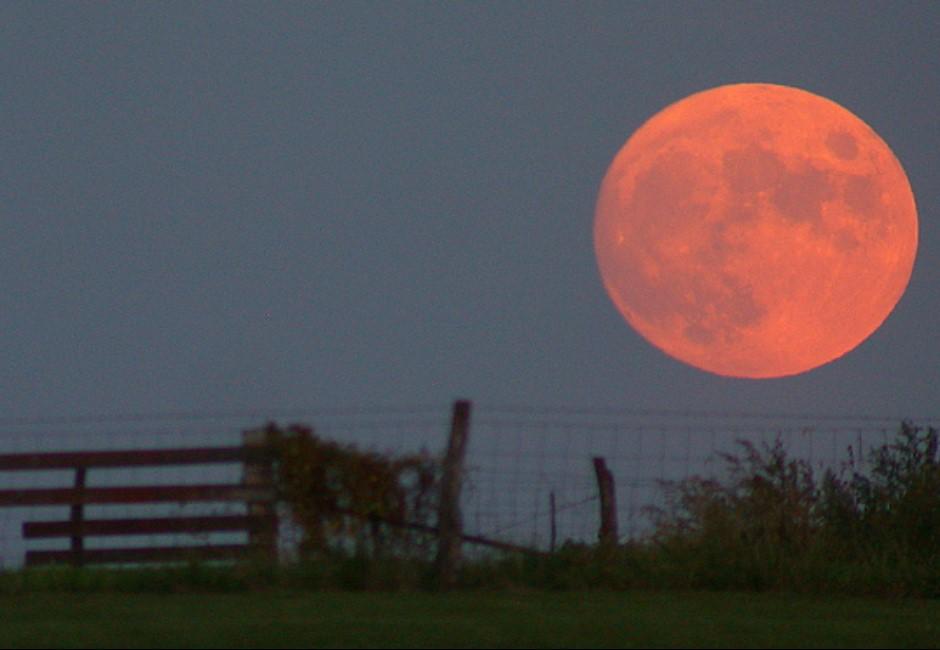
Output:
[
  {"xmin": 0, "ymin": 401, "xmax": 613, "ymax": 574},
  {"xmin": 0, "ymin": 433, "xmax": 277, "ymax": 567}
]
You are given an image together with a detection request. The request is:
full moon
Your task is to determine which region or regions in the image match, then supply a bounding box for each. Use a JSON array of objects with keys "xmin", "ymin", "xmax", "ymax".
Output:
[{"xmin": 594, "ymin": 83, "xmax": 918, "ymax": 378}]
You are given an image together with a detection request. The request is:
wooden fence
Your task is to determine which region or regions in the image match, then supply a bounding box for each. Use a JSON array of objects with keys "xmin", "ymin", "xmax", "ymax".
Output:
[
  {"xmin": 0, "ymin": 401, "xmax": 619, "ymax": 581},
  {"xmin": 0, "ymin": 431, "xmax": 277, "ymax": 567}
]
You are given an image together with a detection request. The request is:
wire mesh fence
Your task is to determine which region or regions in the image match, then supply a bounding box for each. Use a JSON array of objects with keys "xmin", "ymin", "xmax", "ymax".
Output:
[
  {"xmin": 1, "ymin": 403, "xmax": 937, "ymax": 568},
  {"xmin": 463, "ymin": 406, "xmax": 940, "ymax": 551}
]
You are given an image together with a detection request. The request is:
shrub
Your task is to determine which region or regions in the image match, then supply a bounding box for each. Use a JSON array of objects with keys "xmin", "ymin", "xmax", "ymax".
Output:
[
  {"xmin": 253, "ymin": 423, "xmax": 440, "ymax": 560},
  {"xmin": 817, "ymin": 422, "xmax": 940, "ymax": 563},
  {"xmin": 646, "ymin": 423, "xmax": 940, "ymax": 596}
]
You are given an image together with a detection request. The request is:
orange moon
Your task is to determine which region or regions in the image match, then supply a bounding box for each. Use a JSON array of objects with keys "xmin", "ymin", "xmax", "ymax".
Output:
[{"xmin": 594, "ymin": 83, "xmax": 918, "ymax": 378}]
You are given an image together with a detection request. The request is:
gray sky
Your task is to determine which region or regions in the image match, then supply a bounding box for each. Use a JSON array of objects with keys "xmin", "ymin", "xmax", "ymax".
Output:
[{"xmin": 2, "ymin": 2, "xmax": 938, "ymax": 421}]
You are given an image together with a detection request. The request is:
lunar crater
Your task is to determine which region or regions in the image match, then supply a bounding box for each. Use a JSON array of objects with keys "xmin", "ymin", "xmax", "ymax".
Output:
[
  {"xmin": 844, "ymin": 173, "xmax": 880, "ymax": 215},
  {"xmin": 771, "ymin": 163, "xmax": 833, "ymax": 224},
  {"xmin": 826, "ymin": 130, "xmax": 858, "ymax": 160}
]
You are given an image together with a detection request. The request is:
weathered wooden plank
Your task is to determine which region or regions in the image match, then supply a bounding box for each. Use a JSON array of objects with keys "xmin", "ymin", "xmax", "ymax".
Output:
[
  {"xmin": 23, "ymin": 514, "xmax": 277, "ymax": 539},
  {"xmin": 0, "ymin": 484, "xmax": 274, "ymax": 507},
  {"xmin": 0, "ymin": 446, "xmax": 272, "ymax": 471},
  {"xmin": 25, "ymin": 544, "xmax": 253, "ymax": 566}
]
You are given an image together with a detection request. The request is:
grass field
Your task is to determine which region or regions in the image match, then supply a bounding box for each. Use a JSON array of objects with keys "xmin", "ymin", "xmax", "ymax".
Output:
[{"xmin": 1, "ymin": 590, "xmax": 937, "ymax": 648}]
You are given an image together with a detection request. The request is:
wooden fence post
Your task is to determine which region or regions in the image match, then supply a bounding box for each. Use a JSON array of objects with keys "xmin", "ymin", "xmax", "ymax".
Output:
[
  {"xmin": 70, "ymin": 467, "xmax": 86, "ymax": 567},
  {"xmin": 549, "ymin": 490, "xmax": 557, "ymax": 553},
  {"xmin": 242, "ymin": 429, "xmax": 277, "ymax": 564},
  {"xmin": 592, "ymin": 457, "xmax": 618, "ymax": 547},
  {"xmin": 436, "ymin": 399, "xmax": 472, "ymax": 589}
]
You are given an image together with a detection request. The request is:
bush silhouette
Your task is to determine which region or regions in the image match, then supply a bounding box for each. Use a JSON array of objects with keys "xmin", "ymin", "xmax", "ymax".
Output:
[
  {"xmin": 254, "ymin": 423, "xmax": 440, "ymax": 560},
  {"xmin": 647, "ymin": 422, "xmax": 940, "ymax": 595}
]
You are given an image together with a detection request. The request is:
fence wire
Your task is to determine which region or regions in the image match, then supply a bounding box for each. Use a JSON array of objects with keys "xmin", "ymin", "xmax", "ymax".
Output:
[
  {"xmin": 462, "ymin": 405, "xmax": 940, "ymax": 551},
  {"xmin": 1, "ymin": 404, "xmax": 937, "ymax": 567}
]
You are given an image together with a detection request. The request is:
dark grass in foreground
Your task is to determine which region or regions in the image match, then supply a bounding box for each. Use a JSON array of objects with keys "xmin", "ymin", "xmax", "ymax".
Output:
[{"xmin": 1, "ymin": 590, "xmax": 938, "ymax": 649}]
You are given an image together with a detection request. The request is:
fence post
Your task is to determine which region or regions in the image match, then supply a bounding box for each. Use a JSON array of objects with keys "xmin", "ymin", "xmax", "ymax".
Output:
[
  {"xmin": 592, "ymin": 457, "xmax": 618, "ymax": 546},
  {"xmin": 242, "ymin": 429, "xmax": 278, "ymax": 564},
  {"xmin": 436, "ymin": 399, "xmax": 472, "ymax": 589},
  {"xmin": 70, "ymin": 467, "xmax": 86, "ymax": 567},
  {"xmin": 549, "ymin": 491, "xmax": 557, "ymax": 553}
]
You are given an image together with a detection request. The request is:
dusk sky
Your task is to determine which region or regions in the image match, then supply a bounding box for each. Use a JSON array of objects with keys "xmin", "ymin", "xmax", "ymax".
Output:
[{"xmin": 2, "ymin": 3, "xmax": 938, "ymax": 423}]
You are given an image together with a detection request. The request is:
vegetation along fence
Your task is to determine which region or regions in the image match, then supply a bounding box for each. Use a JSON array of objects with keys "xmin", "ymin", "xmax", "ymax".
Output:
[{"xmin": 1, "ymin": 401, "xmax": 937, "ymax": 578}]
